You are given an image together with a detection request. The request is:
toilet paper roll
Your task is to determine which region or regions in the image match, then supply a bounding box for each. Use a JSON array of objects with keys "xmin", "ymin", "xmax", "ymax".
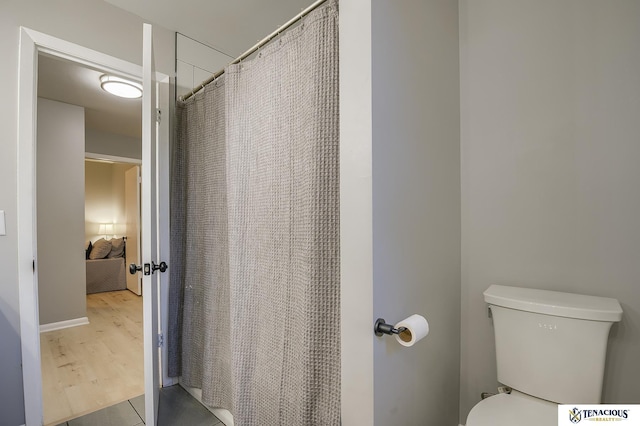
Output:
[{"xmin": 394, "ymin": 314, "xmax": 429, "ymax": 347}]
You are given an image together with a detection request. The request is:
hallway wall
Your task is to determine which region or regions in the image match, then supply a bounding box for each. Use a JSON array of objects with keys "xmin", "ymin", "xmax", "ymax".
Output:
[
  {"xmin": 37, "ymin": 98, "xmax": 86, "ymax": 326},
  {"xmin": 86, "ymin": 129, "xmax": 142, "ymax": 160}
]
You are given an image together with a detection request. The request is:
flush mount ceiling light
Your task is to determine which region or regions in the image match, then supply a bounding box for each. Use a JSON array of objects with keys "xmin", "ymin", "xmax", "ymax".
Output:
[{"xmin": 100, "ymin": 75, "xmax": 143, "ymax": 99}]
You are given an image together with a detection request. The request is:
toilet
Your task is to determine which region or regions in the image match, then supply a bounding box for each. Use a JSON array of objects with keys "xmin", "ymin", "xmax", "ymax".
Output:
[{"xmin": 466, "ymin": 285, "xmax": 623, "ymax": 426}]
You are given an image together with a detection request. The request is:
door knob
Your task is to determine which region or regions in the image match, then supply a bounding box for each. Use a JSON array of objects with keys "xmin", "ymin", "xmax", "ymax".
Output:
[
  {"xmin": 130, "ymin": 263, "xmax": 151, "ymax": 275},
  {"xmin": 152, "ymin": 261, "xmax": 168, "ymax": 273}
]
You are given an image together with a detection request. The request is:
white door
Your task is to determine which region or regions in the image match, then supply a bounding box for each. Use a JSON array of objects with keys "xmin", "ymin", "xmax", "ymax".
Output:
[
  {"xmin": 142, "ymin": 23, "xmax": 161, "ymax": 425},
  {"xmin": 125, "ymin": 165, "xmax": 141, "ymax": 295}
]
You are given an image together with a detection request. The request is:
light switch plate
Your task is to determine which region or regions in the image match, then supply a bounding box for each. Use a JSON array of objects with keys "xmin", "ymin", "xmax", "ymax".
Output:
[{"xmin": 0, "ymin": 210, "xmax": 5, "ymax": 235}]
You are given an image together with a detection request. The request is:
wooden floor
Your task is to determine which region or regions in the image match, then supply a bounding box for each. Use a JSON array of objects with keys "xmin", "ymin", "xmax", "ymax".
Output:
[{"xmin": 41, "ymin": 290, "xmax": 144, "ymax": 426}]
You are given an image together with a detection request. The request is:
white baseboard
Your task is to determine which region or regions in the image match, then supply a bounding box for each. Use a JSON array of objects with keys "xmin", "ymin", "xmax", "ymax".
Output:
[{"xmin": 40, "ymin": 316, "xmax": 89, "ymax": 333}]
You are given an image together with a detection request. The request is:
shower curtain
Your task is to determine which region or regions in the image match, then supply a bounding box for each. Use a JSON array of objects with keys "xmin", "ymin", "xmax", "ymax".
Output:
[{"xmin": 168, "ymin": 1, "xmax": 340, "ymax": 425}]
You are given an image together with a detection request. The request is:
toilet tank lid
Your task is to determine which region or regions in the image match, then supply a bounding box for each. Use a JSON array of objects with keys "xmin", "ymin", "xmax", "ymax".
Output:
[{"xmin": 484, "ymin": 285, "xmax": 623, "ymax": 322}]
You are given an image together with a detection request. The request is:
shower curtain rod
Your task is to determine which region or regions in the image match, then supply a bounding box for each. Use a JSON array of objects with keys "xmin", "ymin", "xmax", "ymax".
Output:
[{"xmin": 180, "ymin": 0, "xmax": 328, "ymax": 102}]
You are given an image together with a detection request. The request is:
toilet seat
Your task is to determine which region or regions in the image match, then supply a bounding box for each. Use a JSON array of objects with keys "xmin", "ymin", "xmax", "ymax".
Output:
[{"xmin": 465, "ymin": 391, "xmax": 557, "ymax": 426}]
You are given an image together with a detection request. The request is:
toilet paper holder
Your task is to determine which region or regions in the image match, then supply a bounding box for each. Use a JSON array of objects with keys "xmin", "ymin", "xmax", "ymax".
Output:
[{"xmin": 374, "ymin": 318, "xmax": 407, "ymax": 337}]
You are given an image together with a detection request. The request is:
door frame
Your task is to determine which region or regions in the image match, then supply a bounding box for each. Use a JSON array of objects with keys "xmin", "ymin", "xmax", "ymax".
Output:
[
  {"xmin": 123, "ymin": 164, "xmax": 142, "ymax": 296},
  {"xmin": 17, "ymin": 27, "xmax": 172, "ymax": 426}
]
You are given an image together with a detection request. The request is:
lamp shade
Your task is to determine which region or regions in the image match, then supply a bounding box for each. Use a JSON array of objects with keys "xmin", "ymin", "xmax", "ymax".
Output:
[{"xmin": 98, "ymin": 223, "xmax": 114, "ymax": 237}]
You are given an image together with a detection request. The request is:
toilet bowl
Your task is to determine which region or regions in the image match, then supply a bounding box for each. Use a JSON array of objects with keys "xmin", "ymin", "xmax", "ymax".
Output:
[
  {"xmin": 466, "ymin": 391, "xmax": 556, "ymax": 426},
  {"xmin": 465, "ymin": 285, "xmax": 623, "ymax": 426}
]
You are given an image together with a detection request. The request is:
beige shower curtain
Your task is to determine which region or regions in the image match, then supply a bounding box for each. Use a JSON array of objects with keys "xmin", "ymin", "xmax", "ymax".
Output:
[{"xmin": 169, "ymin": 1, "xmax": 340, "ymax": 424}]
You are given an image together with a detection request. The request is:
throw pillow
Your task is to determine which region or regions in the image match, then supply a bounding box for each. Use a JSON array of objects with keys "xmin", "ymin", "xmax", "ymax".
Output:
[
  {"xmin": 89, "ymin": 238, "xmax": 112, "ymax": 259},
  {"xmin": 85, "ymin": 240, "xmax": 92, "ymax": 260},
  {"xmin": 108, "ymin": 237, "xmax": 125, "ymax": 258}
]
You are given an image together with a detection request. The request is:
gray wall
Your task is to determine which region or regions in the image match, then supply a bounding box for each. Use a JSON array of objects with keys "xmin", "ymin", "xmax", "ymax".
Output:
[
  {"xmin": 37, "ymin": 98, "xmax": 87, "ymax": 326},
  {"xmin": 0, "ymin": 1, "xmax": 175, "ymax": 423},
  {"xmin": 86, "ymin": 128, "xmax": 142, "ymax": 160},
  {"xmin": 459, "ymin": 0, "xmax": 640, "ymax": 423},
  {"xmin": 372, "ymin": 1, "xmax": 460, "ymax": 425}
]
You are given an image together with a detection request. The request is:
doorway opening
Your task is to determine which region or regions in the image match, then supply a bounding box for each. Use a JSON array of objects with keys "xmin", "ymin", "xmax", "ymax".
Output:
[
  {"xmin": 17, "ymin": 27, "xmax": 172, "ymax": 426},
  {"xmin": 36, "ymin": 53, "xmax": 144, "ymax": 425}
]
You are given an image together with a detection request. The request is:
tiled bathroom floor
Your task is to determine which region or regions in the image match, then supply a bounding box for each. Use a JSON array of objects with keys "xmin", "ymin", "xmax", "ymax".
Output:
[{"xmin": 56, "ymin": 385, "xmax": 222, "ymax": 426}]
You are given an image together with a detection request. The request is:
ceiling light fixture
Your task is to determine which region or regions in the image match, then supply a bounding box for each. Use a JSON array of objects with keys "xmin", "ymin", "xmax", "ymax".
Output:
[{"xmin": 100, "ymin": 75, "xmax": 143, "ymax": 99}]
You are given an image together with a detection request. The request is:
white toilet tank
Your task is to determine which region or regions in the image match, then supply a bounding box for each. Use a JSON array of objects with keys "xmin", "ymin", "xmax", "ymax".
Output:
[{"xmin": 484, "ymin": 285, "xmax": 622, "ymax": 404}]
